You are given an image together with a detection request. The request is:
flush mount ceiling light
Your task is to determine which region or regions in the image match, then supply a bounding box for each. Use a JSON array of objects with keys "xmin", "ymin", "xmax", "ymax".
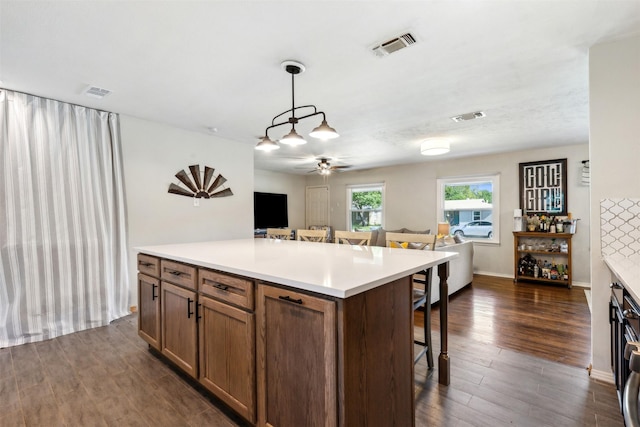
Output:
[
  {"xmin": 255, "ymin": 60, "xmax": 339, "ymax": 151},
  {"xmin": 420, "ymin": 139, "xmax": 450, "ymax": 156}
]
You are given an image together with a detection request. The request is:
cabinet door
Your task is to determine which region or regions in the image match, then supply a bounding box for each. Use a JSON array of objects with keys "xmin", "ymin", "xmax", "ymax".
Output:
[
  {"xmin": 199, "ymin": 296, "xmax": 255, "ymax": 423},
  {"xmin": 161, "ymin": 282, "xmax": 198, "ymax": 377},
  {"xmin": 257, "ymin": 284, "xmax": 337, "ymax": 427},
  {"xmin": 138, "ymin": 273, "xmax": 161, "ymax": 350}
]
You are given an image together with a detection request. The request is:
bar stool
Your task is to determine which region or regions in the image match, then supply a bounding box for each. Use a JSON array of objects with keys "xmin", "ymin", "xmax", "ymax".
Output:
[{"xmin": 386, "ymin": 232, "xmax": 436, "ymax": 368}]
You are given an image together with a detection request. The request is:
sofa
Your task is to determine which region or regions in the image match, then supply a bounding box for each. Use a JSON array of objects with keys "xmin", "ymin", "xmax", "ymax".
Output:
[{"xmin": 368, "ymin": 228, "xmax": 474, "ymax": 304}]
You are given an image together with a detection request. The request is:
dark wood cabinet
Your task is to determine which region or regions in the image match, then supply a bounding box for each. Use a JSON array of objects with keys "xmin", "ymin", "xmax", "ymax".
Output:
[
  {"xmin": 138, "ymin": 251, "xmax": 416, "ymax": 426},
  {"xmin": 199, "ymin": 294, "xmax": 256, "ymax": 423},
  {"xmin": 610, "ymin": 281, "xmax": 640, "ymax": 409},
  {"xmin": 137, "ymin": 273, "xmax": 161, "ymax": 350},
  {"xmin": 257, "ymin": 283, "xmax": 337, "ymax": 427},
  {"xmin": 137, "ymin": 254, "xmax": 161, "ymax": 350},
  {"xmin": 161, "ymin": 281, "xmax": 198, "ymax": 377}
]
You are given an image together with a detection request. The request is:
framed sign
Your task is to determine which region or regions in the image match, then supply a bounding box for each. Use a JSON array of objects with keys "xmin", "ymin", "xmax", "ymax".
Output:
[{"xmin": 519, "ymin": 158, "xmax": 567, "ymax": 215}]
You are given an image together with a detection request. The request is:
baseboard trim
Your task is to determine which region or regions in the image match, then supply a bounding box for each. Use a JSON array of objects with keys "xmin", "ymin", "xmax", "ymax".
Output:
[
  {"xmin": 472, "ymin": 271, "xmax": 591, "ymax": 289},
  {"xmin": 590, "ymin": 368, "xmax": 615, "ymax": 384},
  {"xmin": 474, "ymin": 270, "xmax": 512, "ymax": 278},
  {"xmin": 571, "ymin": 281, "xmax": 591, "ymax": 288}
]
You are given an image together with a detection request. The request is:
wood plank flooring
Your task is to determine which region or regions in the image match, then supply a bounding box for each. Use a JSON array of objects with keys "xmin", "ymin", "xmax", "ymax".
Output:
[{"xmin": 0, "ymin": 274, "xmax": 623, "ymax": 426}]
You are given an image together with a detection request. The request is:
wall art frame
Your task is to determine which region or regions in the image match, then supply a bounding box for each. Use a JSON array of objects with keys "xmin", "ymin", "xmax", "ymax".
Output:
[{"xmin": 519, "ymin": 158, "xmax": 567, "ymax": 216}]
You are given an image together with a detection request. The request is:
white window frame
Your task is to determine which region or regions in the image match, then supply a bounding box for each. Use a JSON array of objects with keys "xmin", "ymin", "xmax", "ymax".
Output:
[
  {"xmin": 346, "ymin": 183, "xmax": 385, "ymax": 232},
  {"xmin": 436, "ymin": 174, "xmax": 500, "ymax": 244}
]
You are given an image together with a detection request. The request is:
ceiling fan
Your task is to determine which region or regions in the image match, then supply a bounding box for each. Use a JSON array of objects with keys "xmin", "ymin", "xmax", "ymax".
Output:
[{"xmin": 307, "ymin": 158, "xmax": 351, "ymax": 175}]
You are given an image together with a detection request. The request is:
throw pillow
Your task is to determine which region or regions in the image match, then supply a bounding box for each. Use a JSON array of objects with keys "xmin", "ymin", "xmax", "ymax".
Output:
[{"xmin": 389, "ymin": 241, "xmax": 409, "ymax": 249}]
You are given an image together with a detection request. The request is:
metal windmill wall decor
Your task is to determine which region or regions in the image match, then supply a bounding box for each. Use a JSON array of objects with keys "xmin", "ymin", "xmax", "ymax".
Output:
[{"xmin": 168, "ymin": 165, "xmax": 233, "ymax": 199}]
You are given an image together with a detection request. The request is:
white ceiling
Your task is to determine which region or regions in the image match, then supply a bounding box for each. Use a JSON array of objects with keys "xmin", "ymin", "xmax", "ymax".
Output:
[{"xmin": 1, "ymin": 1, "xmax": 639, "ymax": 174}]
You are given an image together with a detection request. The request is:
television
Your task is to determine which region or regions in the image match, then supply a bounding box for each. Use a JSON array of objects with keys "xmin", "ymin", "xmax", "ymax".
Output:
[{"xmin": 254, "ymin": 192, "xmax": 288, "ymax": 230}]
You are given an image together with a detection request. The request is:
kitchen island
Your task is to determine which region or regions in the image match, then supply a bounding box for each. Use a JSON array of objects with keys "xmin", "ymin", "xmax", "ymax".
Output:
[{"xmin": 136, "ymin": 238, "xmax": 457, "ymax": 426}]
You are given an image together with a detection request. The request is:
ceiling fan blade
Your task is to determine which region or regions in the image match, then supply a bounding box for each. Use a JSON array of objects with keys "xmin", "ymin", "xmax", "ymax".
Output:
[{"xmin": 175, "ymin": 170, "xmax": 198, "ymax": 193}]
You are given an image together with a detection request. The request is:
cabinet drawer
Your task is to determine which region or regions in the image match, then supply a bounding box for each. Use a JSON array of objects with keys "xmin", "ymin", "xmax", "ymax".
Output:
[
  {"xmin": 161, "ymin": 259, "xmax": 197, "ymax": 290},
  {"xmin": 138, "ymin": 254, "xmax": 160, "ymax": 277},
  {"xmin": 200, "ymin": 269, "xmax": 254, "ymax": 310}
]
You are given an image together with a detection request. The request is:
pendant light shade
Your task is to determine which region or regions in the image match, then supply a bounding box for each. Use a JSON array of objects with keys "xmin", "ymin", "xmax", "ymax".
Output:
[
  {"xmin": 421, "ymin": 139, "xmax": 450, "ymax": 156},
  {"xmin": 280, "ymin": 127, "xmax": 307, "ymax": 145},
  {"xmin": 309, "ymin": 119, "xmax": 339, "ymax": 140},
  {"xmin": 255, "ymin": 60, "xmax": 338, "ymax": 151},
  {"xmin": 255, "ymin": 136, "xmax": 280, "ymax": 151}
]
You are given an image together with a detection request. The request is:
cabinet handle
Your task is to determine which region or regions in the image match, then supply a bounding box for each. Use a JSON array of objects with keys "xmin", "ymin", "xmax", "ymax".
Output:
[
  {"xmin": 169, "ymin": 270, "xmax": 182, "ymax": 276},
  {"xmin": 152, "ymin": 284, "xmax": 158, "ymax": 301},
  {"xmin": 139, "ymin": 261, "xmax": 153, "ymax": 267},
  {"xmin": 624, "ymin": 309, "xmax": 639, "ymax": 319},
  {"xmin": 187, "ymin": 298, "xmax": 194, "ymax": 318},
  {"xmin": 610, "ymin": 282, "xmax": 623, "ymax": 289},
  {"xmin": 279, "ymin": 295, "xmax": 303, "ymax": 305},
  {"xmin": 196, "ymin": 303, "xmax": 202, "ymax": 320},
  {"xmin": 213, "ymin": 283, "xmax": 229, "ymax": 291}
]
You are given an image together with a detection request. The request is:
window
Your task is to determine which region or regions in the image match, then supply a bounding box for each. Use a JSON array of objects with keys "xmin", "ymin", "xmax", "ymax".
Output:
[
  {"xmin": 436, "ymin": 174, "xmax": 500, "ymax": 243},
  {"xmin": 347, "ymin": 183, "xmax": 384, "ymax": 231}
]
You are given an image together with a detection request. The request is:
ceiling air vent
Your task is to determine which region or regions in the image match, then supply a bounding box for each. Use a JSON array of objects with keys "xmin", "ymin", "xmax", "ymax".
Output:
[
  {"xmin": 83, "ymin": 85, "xmax": 112, "ymax": 99},
  {"xmin": 371, "ymin": 32, "xmax": 417, "ymax": 57},
  {"xmin": 451, "ymin": 111, "xmax": 486, "ymax": 123}
]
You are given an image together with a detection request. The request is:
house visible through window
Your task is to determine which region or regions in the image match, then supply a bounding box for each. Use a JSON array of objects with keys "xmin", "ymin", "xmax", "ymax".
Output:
[
  {"xmin": 436, "ymin": 175, "xmax": 500, "ymax": 243},
  {"xmin": 347, "ymin": 183, "xmax": 384, "ymax": 231}
]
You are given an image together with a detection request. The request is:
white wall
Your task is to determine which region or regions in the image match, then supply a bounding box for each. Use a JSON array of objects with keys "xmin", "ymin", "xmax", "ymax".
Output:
[
  {"xmin": 121, "ymin": 116, "xmax": 254, "ymax": 304},
  {"xmin": 254, "ymin": 169, "xmax": 307, "ymax": 230},
  {"xmin": 306, "ymin": 144, "xmax": 591, "ymax": 283},
  {"xmin": 589, "ymin": 35, "xmax": 640, "ymax": 377}
]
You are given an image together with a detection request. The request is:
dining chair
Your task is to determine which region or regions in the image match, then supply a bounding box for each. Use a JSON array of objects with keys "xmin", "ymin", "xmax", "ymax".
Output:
[
  {"xmin": 296, "ymin": 229, "xmax": 328, "ymax": 243},
  {"xmin": 334, "ymin": 230, "xmax": 373, "ymax": 246},
  {"xmin": 386, "ymin": 232, "xmax": 437, "ymax": 368},
  {"xmin": 266, "ymin": 228, "xmax": 292, "ymax": 240}
]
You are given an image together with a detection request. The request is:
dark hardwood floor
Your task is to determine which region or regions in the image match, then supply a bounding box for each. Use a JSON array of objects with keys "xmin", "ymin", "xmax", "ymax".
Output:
[
  {"xmin": 0, "ymin": 274, "xmax": 623, "ymax": 426},
  {"xmin": 427, "ymin": 274, "xmax": 592, "ymax": 369}
]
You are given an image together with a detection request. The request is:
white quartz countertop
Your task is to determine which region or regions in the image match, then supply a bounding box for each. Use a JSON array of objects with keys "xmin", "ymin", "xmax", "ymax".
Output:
[
  {"xmin": 136, "ymin": 238, "xmax": 458, "ymax": 298},
  {"xmin": 604, "ymin": 255, "xmax": 640, "ymax": 302}
]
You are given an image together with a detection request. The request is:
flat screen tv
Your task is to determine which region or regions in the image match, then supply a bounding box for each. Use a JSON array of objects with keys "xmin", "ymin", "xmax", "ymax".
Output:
[{"xmin": 254, "ymin": 192, "xmax": 288, "ymax": 229}]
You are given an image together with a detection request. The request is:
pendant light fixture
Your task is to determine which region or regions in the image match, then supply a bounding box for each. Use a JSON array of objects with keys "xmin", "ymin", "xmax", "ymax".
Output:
[{"xmin": 255, "ymin": 60, "xmax": 339, "ymax": 151}]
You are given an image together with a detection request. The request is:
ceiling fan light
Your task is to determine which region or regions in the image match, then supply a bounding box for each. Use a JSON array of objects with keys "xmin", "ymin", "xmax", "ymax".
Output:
[
  {"xmin": 255, "ymin": 136, "xmax": 280, "ymax": 151},
  {"xmin": 420, "ymin": 139, "xmax": 450, "ymax": 156},
  {"xmin": 309, "ymin": 120, "xmax": 339, "ymax": 140},
  {"xmin": 280, "ymin": 128, "xmax": 307, "ymax": 146}
]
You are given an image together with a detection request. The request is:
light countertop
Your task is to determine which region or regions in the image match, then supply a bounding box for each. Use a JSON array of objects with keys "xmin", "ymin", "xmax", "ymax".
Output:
[
  {"xmin": 136, "ymin": 238, "xmax": 458, "ymax": 298},
  {"xmin": 604, "ymin": 255, "xmax": 640, "ymax": 302}
]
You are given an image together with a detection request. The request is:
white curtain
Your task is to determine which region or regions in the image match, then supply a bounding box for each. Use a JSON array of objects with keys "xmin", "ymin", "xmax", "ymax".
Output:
[{"xmin": 0, "ymin": 89, "xmax": 130, "ymax": 347}]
